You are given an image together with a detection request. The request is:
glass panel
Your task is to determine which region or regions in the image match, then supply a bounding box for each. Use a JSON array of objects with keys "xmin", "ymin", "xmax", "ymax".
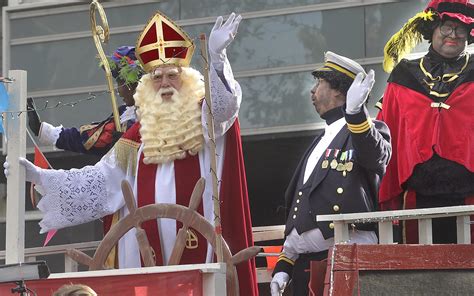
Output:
[
  {"xmin": 185, "ymin": 7, "xmax": 365, "ymax": 72},
  {"xmin": 365, "ymin": 1, "xmax": 429, "ymax": 58},
  {"xmin": 11, "ymin": 32, "xmax": 140, "ymax": 92},
  {"xmin": 238, "ymin": 64, "xmax": 393, "ymax": 130},
  {"xmin": 28, "ymin": 91, "xmax": 116, "ymax": 150},
  {"xmin": 238, "ymin": 71, "xmax": 320, "ymax": 129},
  {"xmin": 181, "ymin": 0, "xmax": 342, "ymax": 18},
  {"xmin": 35, "ymin": 92, "xmax": 114, "ymax": 128},
  {"xmin": 10, "ymin": 2, "xmax": 178, "ymax": 39}
]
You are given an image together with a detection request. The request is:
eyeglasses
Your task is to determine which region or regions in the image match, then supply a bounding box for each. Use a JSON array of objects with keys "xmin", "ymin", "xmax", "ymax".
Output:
[{"xmin": 439, "ymin": 23, "xmax": 468, "ymax": 38}]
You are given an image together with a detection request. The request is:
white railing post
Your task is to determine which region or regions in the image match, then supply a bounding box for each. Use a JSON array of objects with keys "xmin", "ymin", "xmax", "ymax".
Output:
[
  {"xmin": 5, "ymin": 70, "xmax": 27, "ymax": 264},
  {"xmin": 456, "ymin": 215, "xmax": 471, "ymax": 244},
  {"xmin": 333, "ymin": 221, "xmax": 349, "ymax": 243},
  {"xmin": 65, "ymin": 254, "xmax": 79, "ymax": 272},
  {"xmin": 202, "ymin": 263, "xmax": 227, "ymax": 296},
  {"xmin": 417, "ymin": 218, "xmax": 433, "ymax": 244},
  {"xmin": 378, "ymin": 221, "xmax": 394, "ymax": 244}
]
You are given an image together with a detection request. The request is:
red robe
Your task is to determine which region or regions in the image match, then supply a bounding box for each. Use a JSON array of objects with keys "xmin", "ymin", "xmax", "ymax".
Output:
[{"xmin": 105, "ymin": 120, "xmax": 258, "ymax": 295}]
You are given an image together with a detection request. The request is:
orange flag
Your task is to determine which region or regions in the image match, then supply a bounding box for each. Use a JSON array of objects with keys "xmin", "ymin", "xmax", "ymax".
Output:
[
  {"xmin": 33, "ymin": 146, "xmax": 49, "ymax": 169},
  {"xmin": 263, "ymin": 245, "xmax": 283, "ymax": 270},
  {"xmin": 31, "ymin": 146, "xmax": 57, "ymax": 246}
]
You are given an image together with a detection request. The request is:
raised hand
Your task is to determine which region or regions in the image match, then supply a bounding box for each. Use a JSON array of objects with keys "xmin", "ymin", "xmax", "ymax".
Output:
[
  {"xmin": 346, "ymin": 69, "xmax": 375, "ymax": 114},
  {"xmin": 208, "ymin": 12, "xmax": 242, "ymax": 63}
]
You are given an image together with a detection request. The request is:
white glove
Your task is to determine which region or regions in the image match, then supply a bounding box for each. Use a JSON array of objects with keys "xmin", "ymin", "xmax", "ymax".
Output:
[
  {"xmin": 4, "ymin": 157, "xmax": 42, "ymax": 184},
  {"xmin": 3, "ymin": 160, "xmax": 9, "ymax": 177},
  {"xmin": 18, "ymin": 157, "xmax": 42, "ymax": 184},
  {"xmin": 270, "ymin": 272, "xmax": 289, "ymax": 296},
  {"xmin": 209, "ymin": 12, "xmax": 242, "ymax": 66},
  {"xmin": 345, "ymin": 69, "xmax": 375, "ymax": 114}
]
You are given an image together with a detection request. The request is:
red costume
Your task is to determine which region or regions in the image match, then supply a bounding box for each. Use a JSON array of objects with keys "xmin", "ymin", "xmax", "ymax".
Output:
[
  {"xmin": 378, "ymin": 54, "xmax": 474, "ymax": 210},
  {"xmin": 124, "ymin": 120, "xmax": 258, "ymax": 295},
  {"xmin": 378, "ymin": 0, "xmax": 474, "ymax": 243}
]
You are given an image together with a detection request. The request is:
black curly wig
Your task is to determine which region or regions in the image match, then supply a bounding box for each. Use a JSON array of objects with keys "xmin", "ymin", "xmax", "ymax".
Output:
[{"xmin": 312, "ymin": 71, "xmax": 353, "ymax": 97}]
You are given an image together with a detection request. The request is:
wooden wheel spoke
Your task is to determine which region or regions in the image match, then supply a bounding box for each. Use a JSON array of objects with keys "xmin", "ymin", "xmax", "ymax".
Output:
[
  {"xmin": 66, "ymin": 249, "xmax": 93, "ymax": 268},
  {"xmin": 136, "ymin": 227, "xmax": 156, "ymax": 267},
  {"xmin": 168, "ymin": 178, "xmax": 205, "ymax": 265},
  {"xmin": 66, "ymin": 179, "xmax": 257, "ymax": 296},
  {"xmin": 231, "ymin": 246, "xmax": 262, "ymax": 265},
  {"xmin": 167, "ymin": 228, "xmax": 189, "ymax": 265},
  {"xmin": 189, "ymin": 178, "xmax": 205, "ymax": 210},
  {"xmin": 121, "ymin": 180, "xmax": 137, "ymax": 215}
]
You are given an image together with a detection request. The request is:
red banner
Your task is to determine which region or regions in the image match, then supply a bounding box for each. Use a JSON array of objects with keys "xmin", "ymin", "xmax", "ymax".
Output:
[{"xmin": 0, "ymin": 270, "xmax": 202, "ymax": 296}]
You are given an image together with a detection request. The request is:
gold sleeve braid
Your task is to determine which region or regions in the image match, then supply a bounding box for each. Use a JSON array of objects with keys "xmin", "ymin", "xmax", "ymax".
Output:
[
  {"xmin": 277, "ymin": 253, "xmax": 295, "ymax": 266},
  {"xmin": 347, "ymin": 117, "xmax": 373, "ymax": 134}
]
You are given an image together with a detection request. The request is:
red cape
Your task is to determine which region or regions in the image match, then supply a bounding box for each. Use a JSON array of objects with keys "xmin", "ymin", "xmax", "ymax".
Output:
[{"xmin": 378, "ymin": 81, "xmax": 474, "ymax": 210}]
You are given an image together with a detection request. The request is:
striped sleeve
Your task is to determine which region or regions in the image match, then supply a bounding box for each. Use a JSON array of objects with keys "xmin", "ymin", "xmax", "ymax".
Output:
[
  {"xmin": 345, "ymin": 106, "xmax": 373, "ymax": 134},
  {"xmin": 272, "ymin": 253, "xmax": 295, "ymax": 276}
]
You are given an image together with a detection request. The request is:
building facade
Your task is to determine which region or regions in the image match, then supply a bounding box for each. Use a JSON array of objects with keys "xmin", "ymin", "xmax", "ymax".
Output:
[{"xmin": 0, "ymin": 0, "xmax": 433, "ymax": 271}]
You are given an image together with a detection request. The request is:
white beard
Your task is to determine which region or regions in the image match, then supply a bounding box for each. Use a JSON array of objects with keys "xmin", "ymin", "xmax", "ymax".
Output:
[{"xmin": 133, "ymin": 67, "xmax": 205, "ymax": 164}]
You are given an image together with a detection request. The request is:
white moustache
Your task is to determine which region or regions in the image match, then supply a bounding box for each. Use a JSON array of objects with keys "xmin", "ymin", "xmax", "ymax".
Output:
[
  {"xmin": 158, "ymin": 87, "xmax": 176, "ymax": 96},
  {"xmin": 155, "ymin": 87, "xmax": 178, "ymax": 103}
]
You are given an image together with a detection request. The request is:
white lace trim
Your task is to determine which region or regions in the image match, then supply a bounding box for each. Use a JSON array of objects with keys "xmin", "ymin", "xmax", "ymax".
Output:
[
  {"xmin": 36, "ymin": 166, "xmax": 111, "ymax": 233},
  {"xmin": 203, "ymin": 58, "xmax": 241, "ymax": 138},
  {"xmin": 38, "ymin": 122, "xmax": 62, "ymax": 146}
]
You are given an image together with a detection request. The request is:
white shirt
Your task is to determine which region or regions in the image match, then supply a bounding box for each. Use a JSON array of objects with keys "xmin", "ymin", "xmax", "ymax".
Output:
[{"xmin": 303, "ymin": 117, "xmax": 346, "ymax": 183}]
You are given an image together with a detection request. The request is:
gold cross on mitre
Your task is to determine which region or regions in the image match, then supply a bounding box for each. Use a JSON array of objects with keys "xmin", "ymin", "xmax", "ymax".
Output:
[{"xmin": 185, "ymin": 229, "xmax": 199, "ymax": 249}]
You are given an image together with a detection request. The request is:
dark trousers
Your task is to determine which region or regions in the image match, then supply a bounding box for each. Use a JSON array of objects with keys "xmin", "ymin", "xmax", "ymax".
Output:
[{"xmin": 291, "ymin": 250, "xmax": 328, "ymax": 296}]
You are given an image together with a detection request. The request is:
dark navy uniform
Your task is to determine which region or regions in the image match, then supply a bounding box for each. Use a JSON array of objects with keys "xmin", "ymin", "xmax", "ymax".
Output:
[{"xmin": 274, "ymin": 106, "xmax": 391, "ymax": 294}]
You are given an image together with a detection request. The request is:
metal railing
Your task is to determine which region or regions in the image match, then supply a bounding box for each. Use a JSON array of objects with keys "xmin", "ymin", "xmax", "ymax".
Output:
[
  {"xmin": 4, "ymin": 206, "xmax": 470, "ymax": 282},
  {"xmin": 317, "ymin": 205, "xmax": 474, "ymax": 244},
  {"xmin": 0, "ymin": 226, "xmax": 287, "ymax": 283},
  {"xmin": 0, "ymin": 240, "xmax": 99, "ymax": 272}
]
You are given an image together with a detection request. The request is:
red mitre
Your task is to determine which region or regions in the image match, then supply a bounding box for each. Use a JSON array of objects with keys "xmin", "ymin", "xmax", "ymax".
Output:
[{"xmin": 135, "ymin": 11, "xmax": 194, "ymax": 72}]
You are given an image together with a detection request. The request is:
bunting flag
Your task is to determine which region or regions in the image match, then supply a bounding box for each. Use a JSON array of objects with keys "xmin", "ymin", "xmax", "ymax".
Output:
[
  {"xmin": 43, "ymin": 229, "xmax": 58, "ymax": 247},
  {"xmin": 0, "ymin": 82, "xmax": 9, "ymax": 133}
]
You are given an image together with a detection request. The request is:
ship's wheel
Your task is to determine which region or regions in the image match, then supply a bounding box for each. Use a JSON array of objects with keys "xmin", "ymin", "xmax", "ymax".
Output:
[{"xmin": 66, "ymin": 178, "xmax": 260, "ymax": 296}]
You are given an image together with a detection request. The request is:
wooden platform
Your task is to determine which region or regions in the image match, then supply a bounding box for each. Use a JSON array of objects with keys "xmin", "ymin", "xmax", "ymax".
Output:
[{"xmin": 310, "ymin": 244, "xmax": 474, "ymax": 295}]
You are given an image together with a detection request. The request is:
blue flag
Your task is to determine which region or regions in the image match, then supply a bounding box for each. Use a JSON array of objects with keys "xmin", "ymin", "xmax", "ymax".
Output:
[{"xmin": 0, "ymin": 83, "xmax": 9, "ymax": 134}]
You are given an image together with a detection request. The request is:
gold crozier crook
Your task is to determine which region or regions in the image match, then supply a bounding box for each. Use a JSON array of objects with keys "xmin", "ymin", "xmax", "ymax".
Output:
[{"xmin": 89, "ymin": 0, "xmax": 122, "ymax": 132}]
